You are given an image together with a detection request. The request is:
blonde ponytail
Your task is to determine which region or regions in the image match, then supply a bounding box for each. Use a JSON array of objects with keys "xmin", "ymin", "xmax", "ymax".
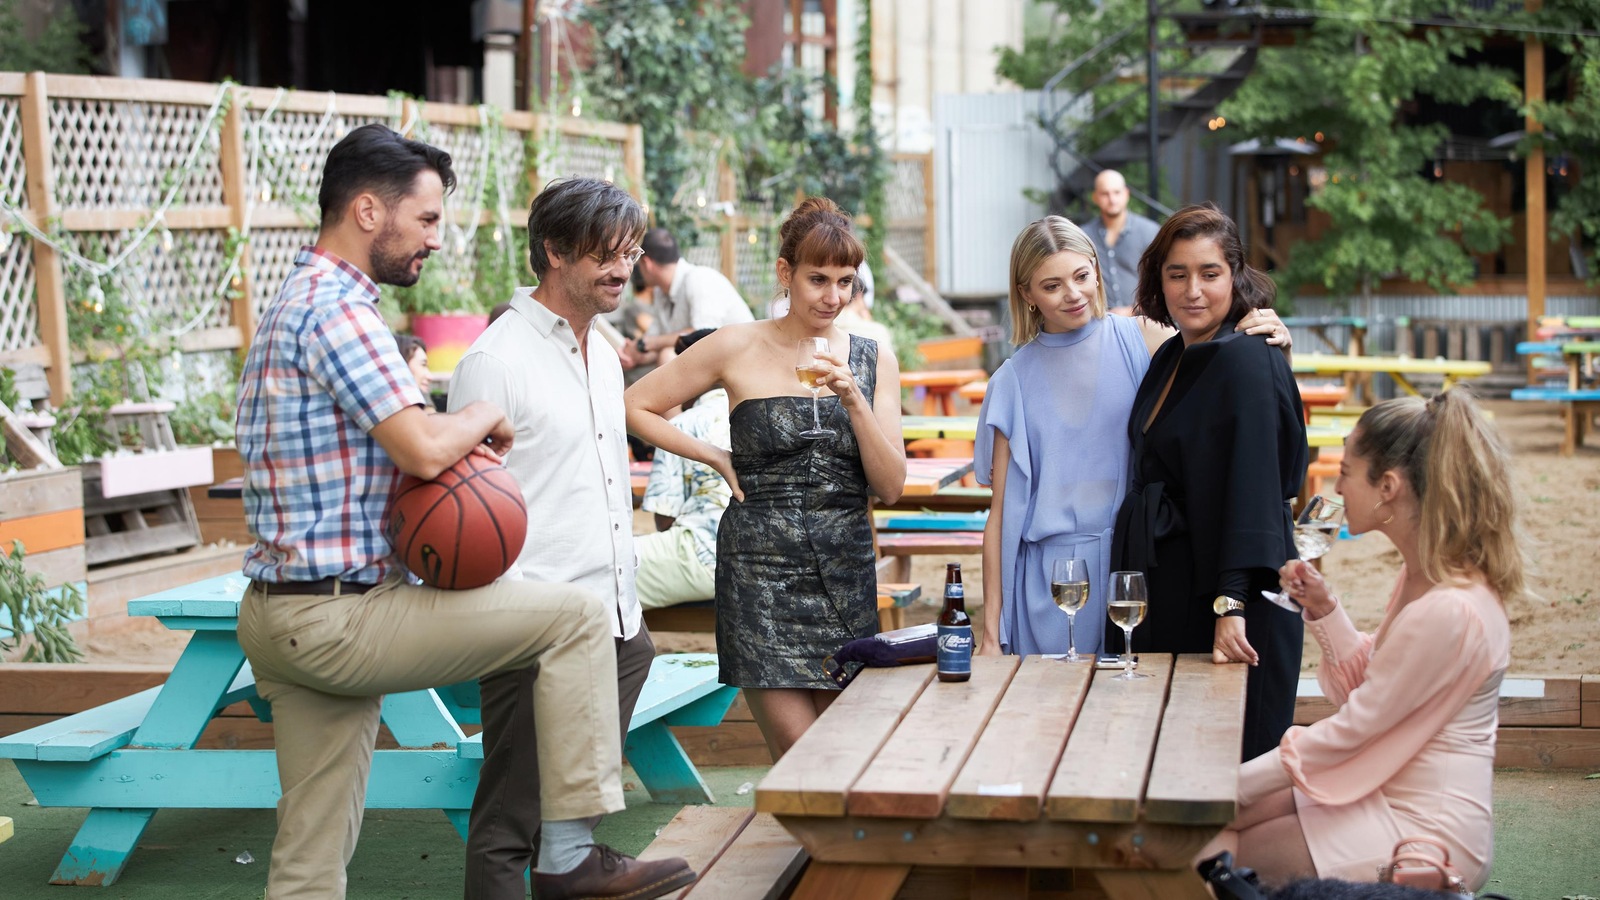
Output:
[{"xmin": 1351, "ymin": 390, "xmax": 1528, "ymax": 605}]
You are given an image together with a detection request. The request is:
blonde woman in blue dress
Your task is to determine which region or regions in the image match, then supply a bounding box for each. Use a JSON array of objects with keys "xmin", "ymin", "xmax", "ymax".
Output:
[{"xmin": 975, "ymin": 216, "xmax": 1290, "ymax": 658}]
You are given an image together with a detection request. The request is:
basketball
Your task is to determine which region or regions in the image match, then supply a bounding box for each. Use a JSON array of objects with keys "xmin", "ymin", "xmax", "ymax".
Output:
[{"xmin": 385, "ymin": 455, "xmax": 527, "ymax": 590}]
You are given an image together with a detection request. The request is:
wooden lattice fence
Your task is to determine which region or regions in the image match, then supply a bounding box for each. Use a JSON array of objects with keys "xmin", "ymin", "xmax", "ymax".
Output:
[{"xmin": 0, "ymin": 73, "xmax": 644, "ymax": 403}]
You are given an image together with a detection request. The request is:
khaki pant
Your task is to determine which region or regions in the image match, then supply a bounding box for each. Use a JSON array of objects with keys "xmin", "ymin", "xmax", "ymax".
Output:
[
  {"xmin": 464, "ymin": 626, "xmax": 655, "ymax": 900},
  {"xmin": 238, "ymin": 578, "xmax": 624, "ymax": 900},
  {"xmin": 634, "ymin": 527, "xmax": 716, "ymax": 609}
]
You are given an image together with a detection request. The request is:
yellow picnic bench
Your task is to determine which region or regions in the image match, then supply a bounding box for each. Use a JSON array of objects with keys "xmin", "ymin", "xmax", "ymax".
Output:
[{"xmin": 1290, "ymin": 353, "xmax": 1491, "ymax": 397}]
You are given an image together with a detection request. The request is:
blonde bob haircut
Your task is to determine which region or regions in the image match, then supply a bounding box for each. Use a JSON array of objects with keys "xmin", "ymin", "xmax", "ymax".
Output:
[{"xmin": 1007, "ymin": 216, "xmax": 1108, "ymax": 346}]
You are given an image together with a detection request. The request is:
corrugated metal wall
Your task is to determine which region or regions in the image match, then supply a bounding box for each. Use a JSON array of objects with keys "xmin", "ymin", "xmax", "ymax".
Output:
[{"xmin": 933, "ymin": 91, "xmax": 1062, "ymax": 298}]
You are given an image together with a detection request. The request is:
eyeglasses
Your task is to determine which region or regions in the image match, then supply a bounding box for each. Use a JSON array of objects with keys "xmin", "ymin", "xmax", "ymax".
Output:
[{"xmin": 588, "ymin": 246, "xmax": 646, "ymax": 268}]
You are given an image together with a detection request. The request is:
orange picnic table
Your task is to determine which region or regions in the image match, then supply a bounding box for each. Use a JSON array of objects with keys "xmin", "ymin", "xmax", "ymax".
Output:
[
  {"xmin": 757, "ymin": 655, "xmax": 1247, "ymax": 899},
  {"xmin": 1296, "ymin": 383, "xmax": 1350, "ymax": 424},
  {"xmin": 901, "ymin": 369, "xmax": 987, "ymax": 416}
]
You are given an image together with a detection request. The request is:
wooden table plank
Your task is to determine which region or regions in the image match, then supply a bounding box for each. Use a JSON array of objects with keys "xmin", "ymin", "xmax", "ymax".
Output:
[
  {"xmin": 849, "ymin": 656, "xmax": 1021, "ymax": 819},
  {"xmin": 789, "ymin": 862, "xmax": 911, "ymax": 900},
  {"xmin": 683, "ymin": 813, "xmax": 807, "ymax": 900},
  {"xmin": 755, "ymin": 666, "xmax": 934, "ymax": 817},
  {"xmin": 1045, "ymin": 655, "xmax": 1175, "ymax": 823},
  {"xmin": 1143, "ymin": 655, "xmax": 1247, "ymax": 825},
  {"xmin": 946, "ymin": 656, "xmax": 1092, "ymax": 821},
  {"xmin": 1096, "ymin": 869, "xmax": 1214, "ymax": 900}
]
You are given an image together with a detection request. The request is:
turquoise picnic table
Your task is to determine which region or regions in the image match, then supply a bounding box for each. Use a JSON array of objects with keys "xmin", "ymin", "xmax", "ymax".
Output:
[{"xmin": 0, "ymin": 573, "xmax": 736, "ymax": 887}]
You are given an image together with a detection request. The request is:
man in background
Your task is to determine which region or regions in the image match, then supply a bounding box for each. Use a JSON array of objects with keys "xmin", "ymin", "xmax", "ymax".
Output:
[
  {"xmin": 1081, "ymin": 169, "xmax": 1159, "ymax": 316},
  {"xmin": 635, "ymin": 328, "xmax": 730, "ymax": 609},
  {"xmin": 617, "ymin": 227, "xmax": 751, "ymax": 371}
]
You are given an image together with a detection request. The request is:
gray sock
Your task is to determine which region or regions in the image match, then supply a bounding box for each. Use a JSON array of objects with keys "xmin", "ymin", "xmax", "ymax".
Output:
[{"xmin": 538, "ymin": 818, "xmax": 595, "ymax": 874}]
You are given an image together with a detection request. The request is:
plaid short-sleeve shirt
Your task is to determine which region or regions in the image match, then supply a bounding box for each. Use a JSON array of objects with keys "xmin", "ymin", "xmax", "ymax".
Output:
[{"xmin": 236, "ymin": 247, "xmax": 426, "ymax": 584}]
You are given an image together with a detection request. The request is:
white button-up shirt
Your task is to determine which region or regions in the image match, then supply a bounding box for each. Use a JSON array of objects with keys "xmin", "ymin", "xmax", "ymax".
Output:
[
  {"xmin": 449, "ymin": 287, "xmax": 641, "ymax": 639},
  {"xmin": 652, "ymin": 259, "xmax": 753, "ymax": 334}
]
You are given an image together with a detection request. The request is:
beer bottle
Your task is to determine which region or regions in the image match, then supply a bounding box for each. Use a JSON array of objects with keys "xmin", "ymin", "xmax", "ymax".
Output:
[{"xmin": 936, "ymin": 562, "xmax": 972, "ymax": 682}]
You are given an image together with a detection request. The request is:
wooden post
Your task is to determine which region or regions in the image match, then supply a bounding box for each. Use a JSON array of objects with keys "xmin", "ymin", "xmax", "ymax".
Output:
[
  {"xmin": 218, "ymin": 85, "xmax": 256, "ymax": 351},
  {"xmin": 920, "ymin": 154, "xmax": 936, "ymax": 285},
  {"xmin": 718, "ymin": 155, "xmax": 737, "ymax": 283},
  {"xmin": 1525, "ymin": 0, "xmax": 1546, "ymax": 383},
  {"xmin": 622, "ymin": 122, "xmax": 646, "ymax": 206},
  {"xmin": 19, "ymin": 72, "xmax": 71, "ymax": 404},
  {"xmin": 400, "ymin": 97, "xmax": 421, "ymax": 138},
  {"xmin": 527, "ymin": 115, "xmax": 548, "ymax": 200}
]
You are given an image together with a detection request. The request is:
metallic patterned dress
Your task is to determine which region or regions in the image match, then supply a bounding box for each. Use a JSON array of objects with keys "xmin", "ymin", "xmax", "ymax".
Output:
[{"xmin": 714, "ymin": 334, "xmax": 880, "ymax": 689}]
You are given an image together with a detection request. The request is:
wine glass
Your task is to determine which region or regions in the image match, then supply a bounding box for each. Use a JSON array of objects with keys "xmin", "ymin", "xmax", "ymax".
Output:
[
  {"xmin": 1107, "ymin": 571, "xmax": 1149, "ymax": 680},
  {"xmin": 1050, "ymin": 558, "xmax": 1089, "ymax": 662},
  {"xmin": 795, "ymin": 337, "xmax": 836, "ymax": 440},
  {"xmin": 1263, "ymin": 495, "xmax": 1346, "ymax": 611}
]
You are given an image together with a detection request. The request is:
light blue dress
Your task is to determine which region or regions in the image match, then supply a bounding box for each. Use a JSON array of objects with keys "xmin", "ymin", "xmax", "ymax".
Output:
[{"xmin": 974, "ymin": 315, "xmax": 1150, "ymax": 656}]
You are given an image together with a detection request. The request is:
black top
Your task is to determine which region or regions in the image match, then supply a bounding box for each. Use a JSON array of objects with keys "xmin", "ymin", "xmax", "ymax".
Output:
[{"xmin": 1111, "ymin": 325, "xmax": 1309, "ymax": 653}]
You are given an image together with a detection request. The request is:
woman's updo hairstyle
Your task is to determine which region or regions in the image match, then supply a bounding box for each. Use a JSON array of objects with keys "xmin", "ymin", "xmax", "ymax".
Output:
[
  {"xmin": 1351, "ymin": 389, "xmax": 1528, "ymax": 606},
  {"xmin": 777, "ymin": 197, "xmax": 865, "ymax": 274}
]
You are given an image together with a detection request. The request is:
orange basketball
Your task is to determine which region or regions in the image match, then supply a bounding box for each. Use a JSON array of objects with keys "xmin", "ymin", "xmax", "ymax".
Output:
[{"xmin": 385, "ymin": 455, "xmax": 527, "ymax": 590}]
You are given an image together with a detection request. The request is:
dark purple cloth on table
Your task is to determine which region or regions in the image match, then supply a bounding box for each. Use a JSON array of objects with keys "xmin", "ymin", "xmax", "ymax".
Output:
[{"xmin": 823, "ymin": 632, "xmax": 937, "ymax": 688}]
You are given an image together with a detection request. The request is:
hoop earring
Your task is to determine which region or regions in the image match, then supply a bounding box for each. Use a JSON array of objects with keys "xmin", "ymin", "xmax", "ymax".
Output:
[{"xmin": 1374, "ymin": 499, "xmax": 1394, "ymax": 525}]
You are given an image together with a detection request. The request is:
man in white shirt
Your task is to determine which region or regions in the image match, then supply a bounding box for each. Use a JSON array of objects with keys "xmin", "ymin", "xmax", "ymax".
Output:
[
  {"xmin": 616, "ymin": 227, "xmax": 752, "ymax": 370},
  {"xmin": 449, "ymin": 178, "xmax": 687, "ymax": 900}
]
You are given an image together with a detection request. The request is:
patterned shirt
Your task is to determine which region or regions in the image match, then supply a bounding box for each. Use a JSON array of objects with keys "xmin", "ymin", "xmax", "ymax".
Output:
[
  {"xmin": 640, "ymin": 390, "xmax": 731, "ymax": 569},
  {"xmin": 236, "ymin": 247, "xmax": 427, "ymax": 584}
]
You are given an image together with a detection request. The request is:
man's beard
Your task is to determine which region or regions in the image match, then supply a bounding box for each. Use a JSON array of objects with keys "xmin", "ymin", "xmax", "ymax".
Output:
[{"xmin": 371, "ymin": 223, "xmax": 429, "ymax": 287}]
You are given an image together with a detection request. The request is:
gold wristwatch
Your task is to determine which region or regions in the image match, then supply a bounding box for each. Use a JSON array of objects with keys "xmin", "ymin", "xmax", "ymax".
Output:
[{"xmin": 1213, "ymin": 595, "xmax": 1246, "ymax": 616}]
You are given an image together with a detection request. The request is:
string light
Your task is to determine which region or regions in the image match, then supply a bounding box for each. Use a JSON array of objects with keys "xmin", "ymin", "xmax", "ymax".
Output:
[
  {"xmin": 696, "ymin": 192, "xmax": 707, "ymax": 208},
  {"xmin": 260, "ymin": 186, "xmax": 273, "ymax": 203},
  {"xmin": 492, "ymin": 227, "xmax": 503, "ymax": 244},
  {"xmin": 747, "ymin": 231, "xmax": 758, "ymax": 245},
  {"xmin": 88, "ymin": 281, "xmax": 105, "ymax": 314},
  {"xmin": 571, "ymin": 96, "xmax": 582, "ymax": 117},
  {"xmin": 1314, "ymin": 131, "xmax": 1325, "ymax": 143}
]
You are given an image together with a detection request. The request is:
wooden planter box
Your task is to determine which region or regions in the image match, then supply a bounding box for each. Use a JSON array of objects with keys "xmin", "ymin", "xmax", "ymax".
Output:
[
  {"xmin": 0, "ymin": 466, "xmax": 86, "ymax": 591},
  {"xmin": 81, "ymin": 449, "xmax": 213, "ymax": 567}
]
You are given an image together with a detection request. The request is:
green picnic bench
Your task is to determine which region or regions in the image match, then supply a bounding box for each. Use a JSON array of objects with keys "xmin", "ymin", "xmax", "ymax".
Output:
[{"xmin": 0, "ymin": 573, "xmax": 737, "ymax": 887}]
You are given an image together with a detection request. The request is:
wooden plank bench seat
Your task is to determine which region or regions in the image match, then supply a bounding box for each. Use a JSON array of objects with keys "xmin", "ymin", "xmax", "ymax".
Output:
[
  {"xmin": 1510, "ymin": 387, "xmax": 1600, "ymax": 455},
  {"xmin": 637, "ymin": 805, "xmax": 807, "ymax": 900},
  {"xmin": 875, "ymin": 530, "xmax": 984, "ymax": 584},
  {"xmin": 457, "ymin": 653, "xmax": 738, "ymax": 804}
]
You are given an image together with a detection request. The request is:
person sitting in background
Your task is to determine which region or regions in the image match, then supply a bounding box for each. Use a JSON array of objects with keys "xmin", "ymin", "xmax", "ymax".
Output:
[
  {"xmin": 1202, "ymin": 390, "xmax": 1520, "ymax": 893},
  {"xmin": 617, "ymin": 227, "xmax": 752, "ymax": 371},
  {"xmin": 635, "ymin": 328, "xmax": 730, "ymax": 609},
  {"xmin": 835, "ymin": 264, "xmax": 894, "ymax": 351},
  {"xmin": 393, "ymin": 334, "xmax": 437, "ymax": 413}
]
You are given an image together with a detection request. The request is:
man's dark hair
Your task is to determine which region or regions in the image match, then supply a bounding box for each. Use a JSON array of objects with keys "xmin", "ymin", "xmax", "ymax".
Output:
[
  {"xmin": 526, "ymin": 178, "xmax": 647, "ymax": 279},
  {"xmin": 318, "ymin": 124, "xmax": 457, "ymax": 228},
  {"xmin": 641, "ymin": 228, "xmax": 681, "ymax": 265}
]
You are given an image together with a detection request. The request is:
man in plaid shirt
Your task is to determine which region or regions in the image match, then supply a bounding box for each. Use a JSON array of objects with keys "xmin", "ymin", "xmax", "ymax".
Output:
[{"xmin": 235, "ymin": 124, "xmax": 693, "ymax": 900}]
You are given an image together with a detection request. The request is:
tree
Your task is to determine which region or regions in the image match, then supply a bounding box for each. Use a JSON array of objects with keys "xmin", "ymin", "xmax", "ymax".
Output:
[
  {"xmin": 1524, "ymin": 0, "xmax": 1600, "ymax": 282},
  {"xmin": 1219, "ymin": 0, "xmax": 1517, "ymax": 305},
  {"xmin": 0, "ymin": 0, "xmax": 90, "ymax": 74}
]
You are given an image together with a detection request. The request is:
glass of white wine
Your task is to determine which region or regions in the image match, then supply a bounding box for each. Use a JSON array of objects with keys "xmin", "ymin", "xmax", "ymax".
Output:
[
  {"xmin": 1050, "ymin": 557, "xmax": 1089, "ymax": 662},
  {"xmin": 1107, "ymin": 571, "xmax": 1149, "ymax": 680},
  {"xmin": 794, "ymin": 337, "xmax": 836, "ymax": 440},
  {"xmin": 1263, "ymin": 495, "xmax": 1346, "ymax": 611}
]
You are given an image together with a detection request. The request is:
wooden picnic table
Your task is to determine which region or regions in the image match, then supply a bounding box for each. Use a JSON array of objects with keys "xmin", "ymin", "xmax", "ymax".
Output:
[
  {"xmin": 0, "ymin": 574, "xmax": 735, "ymax": 886},
  {"xmin": 902, "ymin": 456, "xmax": 975, "ymax": 496},
  {"xmin": 1290, "ymin": 353, "xmax": 1491, "ymax": 397},
  {"xmin": 901, "ymin": 415, "xmax": 979, "ymax": 441},
  {"xmin": 900, "ymin": 369, "xmax": 988, "ymax": 416},
  {"xmin": 756, "ymin": 654, "xmax": 1247, "ymax": 899}
]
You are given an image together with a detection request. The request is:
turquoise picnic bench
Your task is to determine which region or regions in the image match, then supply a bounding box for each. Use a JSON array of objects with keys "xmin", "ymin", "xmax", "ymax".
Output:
[
  {"xmin": 0, "ymin": 573, "xmax": 737, "ymax": 887},
  {"xmin": 1510, "ymin": 387, "xmax": 1600, "ymax": 456}
]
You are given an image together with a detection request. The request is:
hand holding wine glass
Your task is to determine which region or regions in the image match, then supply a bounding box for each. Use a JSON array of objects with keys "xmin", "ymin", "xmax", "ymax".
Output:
[
  {"xmin": 1108, "ymin": 571, "xmax": 1149, "ymax": 680},
  {"xmin": 1263, "ymin": 495, "xmax": 1344, "ymax": 612},
  {"xmin": 794, "ymin": 337, "xmax": 837, "ymax": 440},
  {"xmin": 1050, "ymin": 557, "xmax": 1089, "ymax": 662}
]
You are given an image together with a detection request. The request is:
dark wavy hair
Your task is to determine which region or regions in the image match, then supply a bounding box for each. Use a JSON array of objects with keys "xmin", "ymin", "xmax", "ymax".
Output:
[
  {"xmin": 1133, "ymin": 202, "xmax": 1275, "ymax": 327},
  {"xmin": 318, "ymin": 124, "xmax": 456, "ymax": 228}
]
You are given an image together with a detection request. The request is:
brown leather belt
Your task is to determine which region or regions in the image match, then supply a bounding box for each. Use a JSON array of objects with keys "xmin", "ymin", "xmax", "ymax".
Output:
[{"xmin": 252, "ymin": 577, "xmax": 377, "ymax": 596}]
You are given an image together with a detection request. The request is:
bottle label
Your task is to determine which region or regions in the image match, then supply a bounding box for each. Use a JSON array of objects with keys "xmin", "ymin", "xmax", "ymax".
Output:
[
  {"xmin": 945, "ymin": 585, "xmax": 964, "ymax": 601},
  {"xmin": 937, "ymin": 624, "xmax": 973, "ymax": 675}
]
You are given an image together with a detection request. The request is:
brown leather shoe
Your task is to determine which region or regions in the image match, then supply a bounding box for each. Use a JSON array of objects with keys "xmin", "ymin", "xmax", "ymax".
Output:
[{"xmin": 533, "ymin": 844, "xmax": 696, "ymax": 900}]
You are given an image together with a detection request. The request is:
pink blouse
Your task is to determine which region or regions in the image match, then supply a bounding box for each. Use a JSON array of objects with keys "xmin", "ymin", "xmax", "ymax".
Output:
[{"xmin": 1238, "ymin": 568, "xmax": 1511, "ymax": 887}]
